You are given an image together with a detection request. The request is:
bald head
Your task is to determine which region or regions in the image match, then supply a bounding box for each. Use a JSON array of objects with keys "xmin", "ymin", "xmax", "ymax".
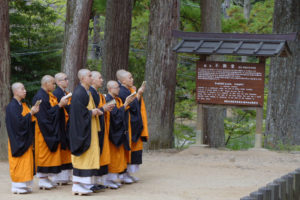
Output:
[
  {"xmin": 78, "ymin": 69, "xmax": 92, "ymax": 87},
  {"xmin": 41, "ymin": 75, "xmax": 54, "ymax": 85},
  {"xmin": 41, "ymin": 75, "xmax": 55, "ymax": 92},
  {"xmin": 55, "ymin": 72, "xmax": 68, "ymax": 89},
  {"xmin": 107, "ymin": 80, "xmax": 120, "ymax": 96},
  {"xmin": 116, "ymin": 69, "xmax": 129, "ymax": 82},
  {"xmin": 11, "ymin": 82, "xmax": 23, "ymax": 94},
  {"xmin": 11, "ymin": 82, "xmax": 26, "ymax": 100},
  {"xmin": 91, "ymin": 71, "xmax": 104, "ymax": 89},
  {"xmin": 116, "ymin": 70, "xmax": 133, "ymax": 88}
]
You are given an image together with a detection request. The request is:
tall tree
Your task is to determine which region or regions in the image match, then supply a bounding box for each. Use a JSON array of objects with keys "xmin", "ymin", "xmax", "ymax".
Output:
[
  {"xmin": 0, "ymin": 0, "xmax": 11, "ymax": 160},
  {"xmin": 144, "ymin": 0, "xmax": 180, "ymax": 149},
  {"xmin": 200, "ymin": 0, "xmax": 226, "ymax": 147},
  {"xmin": 61, "ymin": 0, "xmax": 93, "ymax": 91},
  {"xmin": 102, "ymin": 0, "xmax": 133, "ymax": 82},
  {"xmin": 265, "ymin": 0, "xmax": 300, "ymax": 146}
]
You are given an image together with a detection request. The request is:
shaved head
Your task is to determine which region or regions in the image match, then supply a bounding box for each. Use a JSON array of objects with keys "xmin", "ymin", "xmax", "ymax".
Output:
[
  {"xmin": 91, "ymin": 71, "xmax": 101, "ymax": 79},
  {"xmin": 54, "ymin": 72, "xmax": 66, "ymax": 82},
  {"xmin": 116, "ymin": 69, "xmax": 129, "ymax": 82},
  {"xmin": 11, "ymin": 82, "xmax": 26, "ymax": 100},
  {"xmin": 41, "ymin": 75, "xmax": 54, "ymax": 85},
  {"xmin": 41, "ymin": 75, "xmax": 55, "ymax": 92},
  {"xmin": 107, "ymin": 80, "xmax": 118, "ymax": 90},
  {"xmin": 78, "ymin": 69, "xmax": 90, "ymax": 80},
  {"xmin": 55, "ymin": 72, "xmax": 68, "ymax": 89},
  {"xmin": 11, "ymin": 82, "xmax": 23, "ymax": 94}
]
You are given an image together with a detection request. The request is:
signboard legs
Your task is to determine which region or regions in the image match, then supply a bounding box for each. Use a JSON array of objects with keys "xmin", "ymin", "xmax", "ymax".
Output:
[{"xmin": 254, "ymin": 107, "xmax": 263, "ymax": 148}]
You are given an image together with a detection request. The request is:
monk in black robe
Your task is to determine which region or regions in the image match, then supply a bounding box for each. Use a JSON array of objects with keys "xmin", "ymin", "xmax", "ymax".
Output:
[
  {"xmin": 104, "ymin": 80, "xmax": 135, "ymax": 188},
  {"xmin": 32, "ymin": 75, "xmax": 69, "ymax": 190},
  {"xmin": 116, "ymin": 70, "xmax": 149, "ymax": 183},
  {"xmin": 6, "ymin": 82, "xmax": 39, "ymax": 194},
  {"xmin": 89, "ymin": 71, "xmax": 114, "ymax": 191},
  {"xmin": 52, "ymin": 72, "xmax": 72, "ymax": 184},
  {"xmin": 69, "ymin": 69, "xmax": 103, "ymax": 195}
]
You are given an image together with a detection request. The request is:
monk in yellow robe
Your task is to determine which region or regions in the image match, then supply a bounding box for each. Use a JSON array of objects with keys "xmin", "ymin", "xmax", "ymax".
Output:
[
  {"xmin": 6, "ymin": 82, "xmax": 39, "ymax": 194},
  {"xmin": 32, "ymin": 75, "xmax": 69, "ymax": 190},
  {"xmin": 89, "ymin": 71, "xmax": 115, "ymax": 191},
  {"xmin": 69, "ymin": 69, "xmax": 103, "ymax": 195},
  {"xmin": 117, "ymin": 70, "xmax": 149, "ymax": 183}
]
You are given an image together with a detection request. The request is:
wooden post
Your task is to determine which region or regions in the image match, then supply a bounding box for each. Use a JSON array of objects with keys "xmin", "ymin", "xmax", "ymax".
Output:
[
  {"xmin": 254, "ymin": 57, "xmax": 266, "ymax": 148},
  {"xmin": 267, "ymin": 183, "xmax": 280, "ymax": 200},
  {"xmin": 258, "ymin": 187, "xmax": 272, "ymax": 200},
  {"xmin": 195, "ymin": 104, "xmax": 204, "ymax": 145},
  {"xmin": 274, "ymin": 178, "xmax": 287, "ymax": 200},
  {"xmin": 194, "ymin": 55, "xmax": 208, "ymax": 147},
  {"xmin": 250, "ymin": 191, "xmax": 264, "ymax": 200}
]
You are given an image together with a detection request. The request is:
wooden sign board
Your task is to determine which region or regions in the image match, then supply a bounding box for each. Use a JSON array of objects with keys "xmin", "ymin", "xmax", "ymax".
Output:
[{"xmin": 196, "ymin": 61, "xmax": 265, "ymax": 107}]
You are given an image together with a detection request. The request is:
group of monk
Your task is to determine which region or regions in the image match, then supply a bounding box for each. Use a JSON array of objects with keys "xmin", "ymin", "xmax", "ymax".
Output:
[{"xmin": 5, "ymin": 69, "xmax": 149, "ymax": 195}]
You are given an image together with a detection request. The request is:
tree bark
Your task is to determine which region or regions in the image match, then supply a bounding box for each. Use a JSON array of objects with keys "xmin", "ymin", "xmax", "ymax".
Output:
[
  {"xmin": 265, "ymin": 0, "xmax": 300, "ymax": 146},
  {"xmin": 91, "ymin": 13, "xmax": 101, "ymax": 60},
  {"xmin": 200, "ymin": 0, "xmax": 225, "ymax": 148},
  {"xmin": 102, "ymin": 0, "xmax": 133, "ymax": 82},
  {"xmin": 243, "ymin": 0, "xmax": 251, "ymax": 21},
  {"xmin": 0, "ymin": 0, "xmax": 11, "ymax": 160},
  {"xmin": 144, "ymin": 0, "xmax": 180, "ymax": 149},
  {"xmin": 61, "ymin": 0, "xmax": 93, "ymax": 91}
]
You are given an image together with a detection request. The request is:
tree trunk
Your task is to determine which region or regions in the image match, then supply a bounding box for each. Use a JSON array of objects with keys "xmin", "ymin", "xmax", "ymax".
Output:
[
  {"xmin": 265, "ymin": 0, "xmax": 300, "ymax": 146},
  {"xmin": 102, "ymin": 0, "xmax": 133, "ymax": 82},
  {"xmin": 61, "ymin": 0, "xmax": 93, "ymax": 91},
  {"xmin": 91, "ymin": 13, "xmax": 101, "ymax": 60},
  {"xmin": 200, "ymin": 0, "xmax": 225, "ymax": 148},
  {"xmin": 0, "ymin": 0, "xmax": 11, "ymax": 160},
  {"xmin": 243, "ymin": 0, "xmax": 251, "ymax": 21},
  {"xmin": 144, "ymin": 0, "xmax": 180, "ymax": 149}
]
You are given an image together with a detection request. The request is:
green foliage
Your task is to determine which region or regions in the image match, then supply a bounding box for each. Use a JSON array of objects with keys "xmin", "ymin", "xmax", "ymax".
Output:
[
  {"xmin": 224, "ymin": 109, "xmax": 256, "ymax": 150},
  {"xmin": 93, "ymin": 0, "xmax": 106, "ymax": 15},
  {"xmin": 174, "ymin": 123, "xmax": 196, "ymax": 149},
  {"xmin": 222, "ymin": 0, "xmax": 274, "ymax": 33},
  {"xmin": 180, "ymin": 0, "xmax": 201, "ymax": 31},
  {"xmin": 10, "ymin": 0, "xmax": 64, "ymax": 102}
]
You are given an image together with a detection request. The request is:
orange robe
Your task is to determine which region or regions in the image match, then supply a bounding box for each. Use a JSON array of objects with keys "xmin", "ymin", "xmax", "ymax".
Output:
[
  {"xmin": 33, "ymin": 89, "xmax": 62, "ymax": 174},
  {"xmin": 7, "ymin": 102, "xmax": 34, "ymax": 182}
]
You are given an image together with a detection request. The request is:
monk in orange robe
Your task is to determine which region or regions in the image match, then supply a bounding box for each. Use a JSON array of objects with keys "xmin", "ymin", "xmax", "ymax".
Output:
[
  {"xmin": 32, "ymin": 75, "xmax": 69, "ymax": 190},
  {"xmin": 6, "ymin": 82, "xmax": 39, "ymax": 194}
]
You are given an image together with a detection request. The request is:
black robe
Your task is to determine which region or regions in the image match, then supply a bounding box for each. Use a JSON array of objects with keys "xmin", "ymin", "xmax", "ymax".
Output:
[
  {"xmin": 53, "ymin": 86, "xmax": 70, "ymax": 150},
  {"xmin": 89, "ymin": 87, "xmax": 105, "ymax": 154},
  {"xmin": 106, "ymin": 94, "xmax": 130, "ymax": 151},
  {"xmin": 5, "ymin": 98, "xmax": 35, "ymax": 157},
  {"xmin": 32, "ymin": 88, "xmax": 63, "ymax": 152},
  {"xmin": 69, "ymin": 84, "xmax": 92, "ymax": 156},
  {"xmin": 118, "ymin": 84, "xmax": 144, "ymax": 143}
]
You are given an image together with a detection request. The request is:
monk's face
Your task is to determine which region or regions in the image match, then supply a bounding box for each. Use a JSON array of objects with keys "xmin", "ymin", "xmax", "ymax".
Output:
[
  {"xmin": 46, "ymin": 78, "xmax": 56, "ymax": 92},
  {"xmin": 110, "ymin": 83, "xmax": 120, "ymax": 96},
  {"xmin": 92, "ymin": 73, "xmax": 103, "ymax": 88},
  {"xmin": 122, "ymin": 73, "xmax": 133, "ymax": 88},
  {"xmin": 14, "ymin": 84, "xmax": 26, "ymax": 100},
  {"xmin": 82, "ymin": 71, "xmax": 92, "ymax": 86},
  {"xmin": 57, "ymin": 74, "xmax": 69, "ymax": 89}
]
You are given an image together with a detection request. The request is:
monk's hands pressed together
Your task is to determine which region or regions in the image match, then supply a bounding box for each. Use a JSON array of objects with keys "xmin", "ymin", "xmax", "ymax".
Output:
[
  {"xmin": 102, "ymin": 103, "xmax": 115, "ymax": 112},
  {"xmin": 58, "ymin": 98, "xmax": 69, "ymax": 108},
  {"xmin": 124, "ymin": 94, "xmax": 136, "ymax": 108},
  {"xmin": 92, "ymin": 108, "xmax": 103, "ymax": 116},
  {"xmin": 30, "ymin": 105, "xmax": 40, "ymax": 115}
]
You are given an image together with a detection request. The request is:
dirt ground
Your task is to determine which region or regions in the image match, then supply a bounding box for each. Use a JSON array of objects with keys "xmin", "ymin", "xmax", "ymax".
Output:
[{"xmin": 0, "ymin": 147, "xmax": 299, "ymax": 200}]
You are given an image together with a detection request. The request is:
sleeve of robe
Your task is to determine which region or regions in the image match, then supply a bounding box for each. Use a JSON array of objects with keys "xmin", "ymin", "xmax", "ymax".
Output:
[
  {"xmin": 69, "ymin": 85, "xmax": 92, "ymax": 156},
  {"xmin": 32, "ymin": 90, "xmax": 62, "ymax": 152},
  {"xmin": 53, "ymin": 88, "xmax": 69, "ymax": 150},
  {"xmin": 106, "ymin": 95, "xmax": 130, "ymax": 149},
  {"xmin": 5, "ymin": 100, "xmax": 35, "ymax": 157},
  {"xmin": 118, "ymin": 86, "xmax": 144, "ymax": 143}
]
